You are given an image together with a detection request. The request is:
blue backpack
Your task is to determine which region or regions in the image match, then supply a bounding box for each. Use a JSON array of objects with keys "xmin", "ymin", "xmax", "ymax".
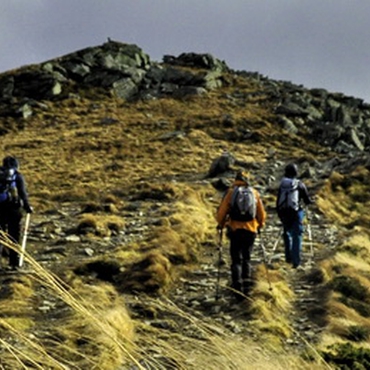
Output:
[{"xmin": 0, "ymin": 167, "xmax": 17, "ymax": 203}]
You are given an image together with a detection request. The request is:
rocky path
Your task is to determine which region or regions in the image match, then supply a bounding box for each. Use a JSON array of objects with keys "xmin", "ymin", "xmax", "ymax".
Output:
[
  {"xmin": 0, "ymin": 160, "xmax": 341, "ymax": 366},
  {"xmin": 161, "ymin": 208, "xmax": 339, "ymax": 352},
  {"xmin": 285, "ymin": 216, "xmax": 338, "ymax": 347}
]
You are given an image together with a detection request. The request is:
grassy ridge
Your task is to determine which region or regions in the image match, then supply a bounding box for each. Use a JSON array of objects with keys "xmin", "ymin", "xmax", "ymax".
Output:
[{"xmin": 0, "ymin": 63, "xmax": 369, "ymax": 368}]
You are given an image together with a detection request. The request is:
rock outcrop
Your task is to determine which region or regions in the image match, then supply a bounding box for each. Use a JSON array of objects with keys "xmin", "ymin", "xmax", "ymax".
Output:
[{"xmin": 1, "ymin": 40, "xmax": 370, "ymax": 156}]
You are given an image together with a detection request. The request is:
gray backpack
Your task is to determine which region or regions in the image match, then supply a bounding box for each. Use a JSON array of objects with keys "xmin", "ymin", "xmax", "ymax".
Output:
[
  {"xmin": 229, "ymin": 186, "xmax": 256, "ymax": 221},
  {"xmin": 277, "ymin": 178, "xmax": 300, "ymax": 211}
]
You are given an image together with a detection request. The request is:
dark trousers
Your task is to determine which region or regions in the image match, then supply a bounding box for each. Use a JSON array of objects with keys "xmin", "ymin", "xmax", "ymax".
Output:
[
  {"xmin": 0, "ymin": 206, "xmax": 22, "ymax": 268},
  {"xmin": 228, "ymin": 229, "xmax": 256, "ymax": 294}
]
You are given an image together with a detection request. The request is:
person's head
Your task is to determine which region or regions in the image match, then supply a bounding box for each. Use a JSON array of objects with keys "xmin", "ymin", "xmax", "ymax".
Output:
[
  {"xmin": 284, "ymin": 163, "xmax": 298, "ymax": 178},
  {"xmin": 221, "ymin": 148, "xmax": 229, "ymax": 156},
  {"xmin": 3, "ymin": 156, "xmax": 19, "ymax": 169},
  {"xmin": 235, "ymin": 170, "xmax": 249, "ymax": 184}
]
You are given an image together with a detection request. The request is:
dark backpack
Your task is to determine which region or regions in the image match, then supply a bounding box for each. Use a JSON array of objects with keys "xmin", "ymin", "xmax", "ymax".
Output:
[
  {"xmin": 0, "ymin": 166, "xmax": 17, "ymax": 203},
  {"xmin": 229, "ymin": 186, "xmax": 256, "ymax": 222}
]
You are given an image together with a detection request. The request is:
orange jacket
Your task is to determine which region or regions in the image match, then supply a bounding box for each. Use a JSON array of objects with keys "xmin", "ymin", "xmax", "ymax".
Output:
[{"xmin": 216, "ymin": 180, "xmax": 266, "ymax": 233}]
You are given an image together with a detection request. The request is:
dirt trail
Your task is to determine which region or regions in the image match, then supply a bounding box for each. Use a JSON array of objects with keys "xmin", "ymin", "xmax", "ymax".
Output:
[
  {"xmin": 158, "ymin": 154, "xmax": 341, "ymax": 353},
  {"xmin": 160, "ymin": 203, "xmax": 339, "ymax": 353},
  {"xmin": 0, "ymin": 157, "xmax": 340, "ymax": 362}
]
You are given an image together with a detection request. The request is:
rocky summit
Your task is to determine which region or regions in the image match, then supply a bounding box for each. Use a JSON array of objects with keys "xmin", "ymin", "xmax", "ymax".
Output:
[{"xmin": 0, "ymin": 40, "xmax": 369, "ymax": 369}]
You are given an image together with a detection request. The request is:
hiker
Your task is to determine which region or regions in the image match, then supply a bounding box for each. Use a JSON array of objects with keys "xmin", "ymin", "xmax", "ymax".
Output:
[
  {"xmin": 276, "ymin": 163, "xmax": 313, "ymax": 269},
  {"xmin": 0, "ymin": 156, "xmax": 33, "ymax": 270},
  {"xmin": 216, "ymin": 170, "xmax": 266, "ymax": 300}
]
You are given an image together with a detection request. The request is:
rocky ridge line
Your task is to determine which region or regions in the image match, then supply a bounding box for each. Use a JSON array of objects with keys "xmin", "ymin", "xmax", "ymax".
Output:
[{"xmin": 1, "ymin": 41, "xmax": 370, "ymax": 158}]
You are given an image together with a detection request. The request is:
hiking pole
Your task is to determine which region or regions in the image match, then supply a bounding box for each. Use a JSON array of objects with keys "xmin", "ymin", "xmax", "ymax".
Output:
[
  {"xmin": 268, "ymin": 228, "xmax": 283, "ymax": 264},
  {"xmin": 258, "ymin": 230, "xmax": 272, "ymax": 291},
  {"xmin": 215, "ymin": 228, "xmax": 223, "ymax": 301},
  {"xmin": 306, "ymin": 209, "xmax": 314, "ymax": 263},
  {"xmin": 19, "ymin": 213, "xmax": 31, "ymax": 268}
]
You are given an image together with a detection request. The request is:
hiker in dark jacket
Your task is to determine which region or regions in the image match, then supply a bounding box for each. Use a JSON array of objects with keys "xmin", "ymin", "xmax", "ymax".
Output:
[
  {"xmin": 276, "ymin": 163, "xmax": 313, "ymax": 269},
  {"xmin": 0, "ymin": 156, "xmax": 33, "ymax": 270},
  {"xmin": 216, "ymin": 171, "xmax": 266, "ymax": 300}
]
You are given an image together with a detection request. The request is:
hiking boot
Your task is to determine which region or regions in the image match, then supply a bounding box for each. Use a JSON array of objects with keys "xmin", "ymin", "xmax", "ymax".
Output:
[{"xmin": 242, "ymin": 280, "xmax": 253, "ymax": 296}]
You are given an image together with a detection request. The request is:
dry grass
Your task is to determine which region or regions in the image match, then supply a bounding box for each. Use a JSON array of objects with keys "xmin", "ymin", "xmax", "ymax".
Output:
[
  {"xmin": 317, "ymin": 231, "xmax": 370, "ymax": 346},
  {"xmin": 76, "ymin": 213, "xmax": 125, "ymax": 237},
  {"xmin": 110, "ymin": 184, "xmax": 217, "ymax": 295},
  {"xmin": 317, "ymin": 167, "xmax": 370, "ymax": 230},
  {"xmin": 0, "ymin": 241, "xmax": 137, "ymax": 369},
  {"xmin": 133, "ymin": 297, "xmax": 331, "ymax": 370},
  {"xmin": 248, "ymin": 267, "xmax": 295, "ymax": 341},
  {"xmin": 0, "ymin": 236, "xmax": 331, "ymax": 369},
  {"xmin": 0, "ymin": 60, "xmax": 360, "ymax": 368},
  {"xmin": 47, "ymin": 281, "xmax": 135, "ymax": 369},
  {"xmin": 313, "ymin": 166, "xmax": 370, "ymax": 352}
]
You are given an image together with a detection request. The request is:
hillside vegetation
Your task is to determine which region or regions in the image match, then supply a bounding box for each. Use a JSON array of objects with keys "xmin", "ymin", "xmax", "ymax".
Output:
[{"xmin": 0, "ymin": 41, "xmax": 370, "ymax": 369}]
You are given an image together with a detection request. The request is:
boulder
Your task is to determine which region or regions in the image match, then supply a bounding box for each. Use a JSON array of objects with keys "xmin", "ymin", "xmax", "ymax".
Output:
[{"xmin": 207, "ymin": 150, "xmax": 235, "ymax": 178}]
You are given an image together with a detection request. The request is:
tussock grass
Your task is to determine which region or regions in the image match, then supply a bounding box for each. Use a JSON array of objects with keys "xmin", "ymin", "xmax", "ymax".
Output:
[
  {"xmin": 0, "ymin": 234, "xmax": 331, "ymax": 370},
  {"xmin": 76, "ymin": 213, "xmax": 125, "ymax": 237},
  {"xmin": 0, "ymin": 234, "xmax": 138, "ymax": 369},
  {"xmin": 47, "ymin": 282, "xmax": 135, "ymax": 369},
  {"xmin": 317, "ymin": 168, "xmax": 370, "ymax": 229},
  {"xmin": 248, "ymin": 266, "xmax": 294, "ymax": 340},
  {"xmin": 320, "ymin": 247, "xmax": 370, "ymax": 344},
  {"xmin": 339, "ymin": 232, "xmax": 370, "ymax": 262},
  {"xmin": 324, "ymin": 299, "xmax": 370, "ymax": 350},
  {"xmin": 114, "ymin": 184, "xmax": 215, "ymax": 294},
  {"xmin": 313, "ymin": 165, "xmax": 370, "ymax": 356},
  {"xmin": 117, "ymin": 251, "xmax": 172, "ymax": 293},
  {"xmin": 135, "ymin": 297, "xmax": 331, "ymax": 370},
  {"xmin": 0, "ymin": 65, "xmax": 349, "ymax": 368}
]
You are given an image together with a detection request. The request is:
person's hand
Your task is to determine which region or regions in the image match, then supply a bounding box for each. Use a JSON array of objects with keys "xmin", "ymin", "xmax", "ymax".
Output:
[{"xmin": 24, "ymin": 204, "xmax": 33, "ymax": 214}]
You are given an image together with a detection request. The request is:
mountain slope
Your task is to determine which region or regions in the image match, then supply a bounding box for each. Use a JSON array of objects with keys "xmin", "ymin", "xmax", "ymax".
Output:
[{"xmin": 0, "ymin": 41, "xmax": 369, "ymax": 369}]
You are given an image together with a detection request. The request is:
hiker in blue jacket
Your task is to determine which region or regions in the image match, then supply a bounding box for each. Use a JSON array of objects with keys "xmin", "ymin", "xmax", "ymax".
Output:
[
  {"xmin": 0, "ymin": 156, "xmax": 33, "ymax": 270},
  {"xmin": 276, "ymin": 163, "xmax": 313, "ymax": 269}
]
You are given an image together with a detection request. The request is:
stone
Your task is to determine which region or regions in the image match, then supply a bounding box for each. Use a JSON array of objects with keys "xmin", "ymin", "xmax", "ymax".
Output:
[
  {"xmin": 207, "ymin": 150, "xmax": 235, "ymax": 177},
  {"xmin": 65, "ymin": 235, "xmax": 81, "ymax": 242}
]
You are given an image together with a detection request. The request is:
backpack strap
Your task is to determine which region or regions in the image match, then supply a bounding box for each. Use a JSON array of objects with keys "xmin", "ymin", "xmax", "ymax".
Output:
[{"xmin": 230, "ymin": 186, "xmax": 240, "ymax": 207}]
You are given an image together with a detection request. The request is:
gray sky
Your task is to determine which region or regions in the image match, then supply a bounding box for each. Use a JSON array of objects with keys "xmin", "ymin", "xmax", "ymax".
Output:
[{"xmin": 2, "ymin": 1, "xmax": 370, "ymax": 102}]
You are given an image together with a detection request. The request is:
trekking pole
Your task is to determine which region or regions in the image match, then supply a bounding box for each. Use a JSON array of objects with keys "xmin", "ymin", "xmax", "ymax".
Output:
[
  {"xmin": 19, "ymin": 213, "xmax": 31, "ymax": 268},
  {"xmin": 306, "ymin": 209, "xmax": 314, "ymax": 263},
  {"xmin": 215, "ymin": 228, "xmax": 223, "ymax": 301},
  {"xmin": 268, "ymin": 228, "xmax": 283, "ymax": 264},
  {"xmin": 258, "ymin": 230, "xmax": 273, "ymax": 291}
]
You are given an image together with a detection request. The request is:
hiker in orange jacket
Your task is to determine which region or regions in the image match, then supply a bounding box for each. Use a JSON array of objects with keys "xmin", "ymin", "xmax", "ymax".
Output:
[{"xmin": 216, "ymin": 171, "xmax": 266, "ymax": 300}]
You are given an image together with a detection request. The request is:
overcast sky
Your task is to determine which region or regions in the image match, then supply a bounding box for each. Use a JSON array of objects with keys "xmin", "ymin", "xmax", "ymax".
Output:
[{"xmin": 2, "ymin": 1, "xmax": 370, "ymax": 102}]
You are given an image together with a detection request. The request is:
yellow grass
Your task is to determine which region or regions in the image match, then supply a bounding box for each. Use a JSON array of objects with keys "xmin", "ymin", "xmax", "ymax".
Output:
[{"xmin": 0, "ymin": 59, "xmax": 362, "ymax": 368}]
